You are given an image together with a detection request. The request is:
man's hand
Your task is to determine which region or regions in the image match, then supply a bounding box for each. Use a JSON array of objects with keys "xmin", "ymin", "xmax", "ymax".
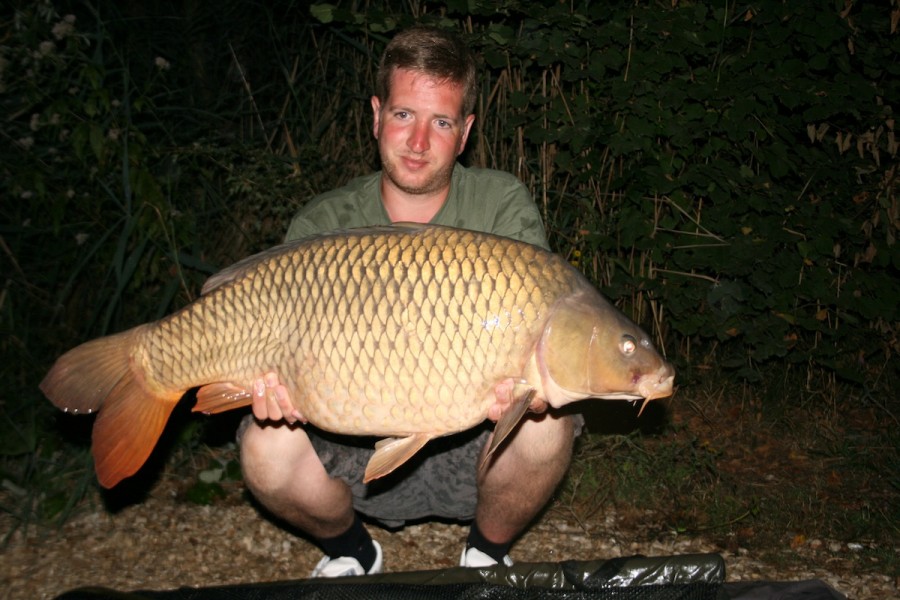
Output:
[
  {"xmin": 487, "ymin": 378, "xmax": 547, "ymax": 422},
  {"xmin": 251, "ymin": 372, "xmax": 306, "ymax": 424}
]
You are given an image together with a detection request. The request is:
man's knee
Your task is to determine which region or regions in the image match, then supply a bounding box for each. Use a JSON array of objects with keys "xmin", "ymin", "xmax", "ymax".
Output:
[
  {"xmin": 505, "ymin": 413, "xmax": 576, "ymax": 467},
  {"xmin": 239, "ymin": 419, "xmax": 313, "ymax": 491}
]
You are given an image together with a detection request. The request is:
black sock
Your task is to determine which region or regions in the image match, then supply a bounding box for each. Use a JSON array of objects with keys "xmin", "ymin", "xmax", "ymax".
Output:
[
  {"xmin": 466, "ymin": 521, "xmax": 511, "ymax": 563},
  {"xmin": 318, "ymin": 515, "xmax": 376, "ymax": 571}
]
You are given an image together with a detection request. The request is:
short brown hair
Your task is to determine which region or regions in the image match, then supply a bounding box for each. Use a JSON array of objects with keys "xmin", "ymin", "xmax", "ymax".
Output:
[{"xmin": 375, "ymin": 25, "xmax": 478, "ymax": 117}]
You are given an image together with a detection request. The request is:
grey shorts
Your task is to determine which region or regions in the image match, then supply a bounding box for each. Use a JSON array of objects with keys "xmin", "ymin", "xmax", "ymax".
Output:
[{"xmin": 238, "ymin": 414, "xmax": 583, "ymax": 529}]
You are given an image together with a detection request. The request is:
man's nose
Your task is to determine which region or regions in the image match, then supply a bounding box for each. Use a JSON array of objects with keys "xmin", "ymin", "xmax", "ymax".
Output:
[{"xmin": 407, "ymin": 121, "xmax": 430, "ymax": 153}]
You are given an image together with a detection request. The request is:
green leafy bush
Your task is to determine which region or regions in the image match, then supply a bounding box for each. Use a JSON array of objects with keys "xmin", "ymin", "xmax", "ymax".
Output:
[{"xmin": 306, "ymin": 0, "xmax": 898, "ymax": 385}]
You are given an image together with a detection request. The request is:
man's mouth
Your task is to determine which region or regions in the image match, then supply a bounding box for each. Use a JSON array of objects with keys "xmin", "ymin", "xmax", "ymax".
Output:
[{"xmin": 400, "ymin": 156, "xmax": 429, "ymax": 170}]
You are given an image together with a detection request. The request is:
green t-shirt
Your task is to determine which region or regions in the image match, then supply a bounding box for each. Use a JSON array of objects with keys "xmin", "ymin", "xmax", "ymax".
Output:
[{"xmin": 284, "ymin": 164, "xmax": 549, "ymax": 250}]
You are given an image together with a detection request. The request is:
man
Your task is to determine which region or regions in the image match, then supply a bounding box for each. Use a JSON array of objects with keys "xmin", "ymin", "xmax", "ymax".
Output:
[{"xmin": 240, "ymin": 25, "xmax": 578, "ymax": 577}]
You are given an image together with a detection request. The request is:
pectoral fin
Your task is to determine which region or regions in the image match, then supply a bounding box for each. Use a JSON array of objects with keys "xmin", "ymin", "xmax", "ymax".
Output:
[
  {"xmin": 364, "ymin": 433, "xmax": 435, "ymax": 483},
  {"xmin": 480, "ymin": 388, "xmax": 537, "ymax": 471},
  {"xmin": 193, "ymin": 382, "xmax": 253, "ymax": 414}
]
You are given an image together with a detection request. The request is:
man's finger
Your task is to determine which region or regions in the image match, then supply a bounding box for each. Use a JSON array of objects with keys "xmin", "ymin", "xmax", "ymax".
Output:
[
  {"xmin": 266, "ymin": 391, "xmax": 287, "ymax": 422},
  {"xmin": 251, "ymin": 378, "xmax": 269, "ymax": 420},
  {"xmin": 274, "ymin": 384, "xmax": 293, "ymax": 414}
]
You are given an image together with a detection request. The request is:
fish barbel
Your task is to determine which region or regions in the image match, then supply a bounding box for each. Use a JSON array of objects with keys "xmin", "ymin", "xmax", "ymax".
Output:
[{"xmin": 40, "ymin": 224, "xmax": 675, "ymax": 488}]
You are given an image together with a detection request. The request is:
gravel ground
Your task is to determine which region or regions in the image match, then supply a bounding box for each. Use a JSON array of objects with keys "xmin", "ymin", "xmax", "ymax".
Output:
[{"xmin": 1, "ymin": 479, "xmax": 895, "ymax": 600}]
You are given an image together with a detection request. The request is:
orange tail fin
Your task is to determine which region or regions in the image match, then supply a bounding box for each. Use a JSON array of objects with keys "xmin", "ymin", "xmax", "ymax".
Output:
[{"xmin": 40, "ymin": 325, "xmax": 182, "ymax": 488}]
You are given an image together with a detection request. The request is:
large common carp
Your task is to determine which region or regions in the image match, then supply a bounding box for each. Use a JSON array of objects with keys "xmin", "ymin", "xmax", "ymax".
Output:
[{"xmin": 41, "ymin": 224, "xmax": 674, "ymax": 488}]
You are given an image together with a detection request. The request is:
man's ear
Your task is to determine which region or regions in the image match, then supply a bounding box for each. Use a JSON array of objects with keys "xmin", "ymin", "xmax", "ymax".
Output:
[
  {"xmin": 371, "ymin": 95, "xmax": 383, "ymax": 139},
  {"xmin": 457, "ymin": 113, "xmax": 476, "ymax": 156}
]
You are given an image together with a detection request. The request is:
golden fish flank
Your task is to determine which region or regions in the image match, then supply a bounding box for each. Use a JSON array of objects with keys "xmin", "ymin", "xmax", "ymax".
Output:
[{"xmin": 40, "ymin": 224, "xmax": 675, "ymax": 488}]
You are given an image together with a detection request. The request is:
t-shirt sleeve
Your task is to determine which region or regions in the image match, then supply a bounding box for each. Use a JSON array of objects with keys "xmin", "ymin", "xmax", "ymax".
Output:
[
  {"xmin": 460, "ymin": 169, "xmax": 549, "ymax": 250},
  {"xmin": 283, "ymin": 175, "xmax": 382, "ymax": 242},
  {"xmin": 284, "ymin": 211, "xmax": 333, "ymax": 242},
  {"xmin": 489, "ymin": 181, "xmax": 550, "ymax": 250}
]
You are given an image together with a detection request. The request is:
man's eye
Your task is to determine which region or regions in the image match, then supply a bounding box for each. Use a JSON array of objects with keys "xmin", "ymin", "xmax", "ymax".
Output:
[{"xmin": 436, "ymin": 120, "xmax": 451, "ymax": 128}]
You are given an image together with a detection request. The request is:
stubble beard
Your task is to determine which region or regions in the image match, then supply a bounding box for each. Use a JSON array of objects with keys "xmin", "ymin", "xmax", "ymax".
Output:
[{"xmin": 381, "ymin": 152, "xmax": 456, "ymax": 196}]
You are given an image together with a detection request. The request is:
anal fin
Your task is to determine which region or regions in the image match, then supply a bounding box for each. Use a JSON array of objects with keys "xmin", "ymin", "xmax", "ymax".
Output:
[{"xmin": 364, "ymin": 433, "xmax": 434, "ymax": 483}]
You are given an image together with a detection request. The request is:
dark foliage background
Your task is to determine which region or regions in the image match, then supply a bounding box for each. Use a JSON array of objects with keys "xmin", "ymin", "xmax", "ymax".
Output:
[{"xmin": 1, "ymin": 0, "xmax": 897, "ymax": 552}]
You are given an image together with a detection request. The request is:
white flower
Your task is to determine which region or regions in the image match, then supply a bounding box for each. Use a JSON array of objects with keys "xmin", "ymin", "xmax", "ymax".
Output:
[
  {"xmin": 38, "ymin": 40, "xmax": 55, "ymax": 56},
  {"xmin": 154, "ymin": 56, "xmax": 170, "ymax": 70},
  {"xmin": 30, "ymin": 113, "xmax": 40, "ymax": 131},
  {"xmin": 75, "ymin": 232, "xmax": 89, "ymax": 246},
  {"xmin": 52, "ymin": 20, "xmax": 75, "ymax": 40}
]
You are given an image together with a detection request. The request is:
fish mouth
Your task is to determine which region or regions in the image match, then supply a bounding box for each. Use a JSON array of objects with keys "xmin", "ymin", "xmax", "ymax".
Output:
[
  {"xmin": 638, "ymin": 374, "xmax": 675, "ymax": 401},
  {"xmin": 633, "ymin": 366, "xmax": 676, "ymax": 416},
  {"xmin": 638, "ymin": 363, "xmax": 675, "ymax": 399},
  {"xmin": 590, "ymin": 366, "xmax": 676, "ymax": 405}
]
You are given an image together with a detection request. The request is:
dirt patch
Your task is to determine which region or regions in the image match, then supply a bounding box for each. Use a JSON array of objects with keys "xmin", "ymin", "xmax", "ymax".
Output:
[{"xmin": 1, "ymin": 474, "xmax": 895, "ymax": 599}]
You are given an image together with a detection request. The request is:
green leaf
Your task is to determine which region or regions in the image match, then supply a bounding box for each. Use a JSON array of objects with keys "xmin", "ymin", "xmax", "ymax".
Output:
[
  {"xmin": 309, "ymin": 3, "xmax": 336, "ymax": 23},
  {"xmin": 185, "ymin": 481, "xmax": 226, "ymax": 505}
]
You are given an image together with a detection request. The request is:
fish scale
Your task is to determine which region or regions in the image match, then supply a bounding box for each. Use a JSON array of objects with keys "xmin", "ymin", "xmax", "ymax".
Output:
[
  {"xmin": 40, "ymin": 223, "xmax": 675, "ymax": 488},
  {"xmin": 277, "ymin": 229, "xmax": 509, "ymax": 432}
]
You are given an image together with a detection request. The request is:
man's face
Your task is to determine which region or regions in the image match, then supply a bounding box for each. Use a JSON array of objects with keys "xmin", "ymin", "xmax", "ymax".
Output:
[{"xmin": 372, "ymin": 68, "xmax": 475, "ymax": 197}]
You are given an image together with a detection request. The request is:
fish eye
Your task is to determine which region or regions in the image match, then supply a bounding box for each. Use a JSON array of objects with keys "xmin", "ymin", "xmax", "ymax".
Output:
[{"xmin": 621, "ymin": 334, "xmax": 637, "ymax": 355}]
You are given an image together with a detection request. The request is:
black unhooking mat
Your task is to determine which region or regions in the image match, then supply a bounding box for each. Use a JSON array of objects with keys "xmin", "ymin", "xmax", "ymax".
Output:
[{"xmin": 55, "ymin": 553, "xmax": 846, "ymax": 600}]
